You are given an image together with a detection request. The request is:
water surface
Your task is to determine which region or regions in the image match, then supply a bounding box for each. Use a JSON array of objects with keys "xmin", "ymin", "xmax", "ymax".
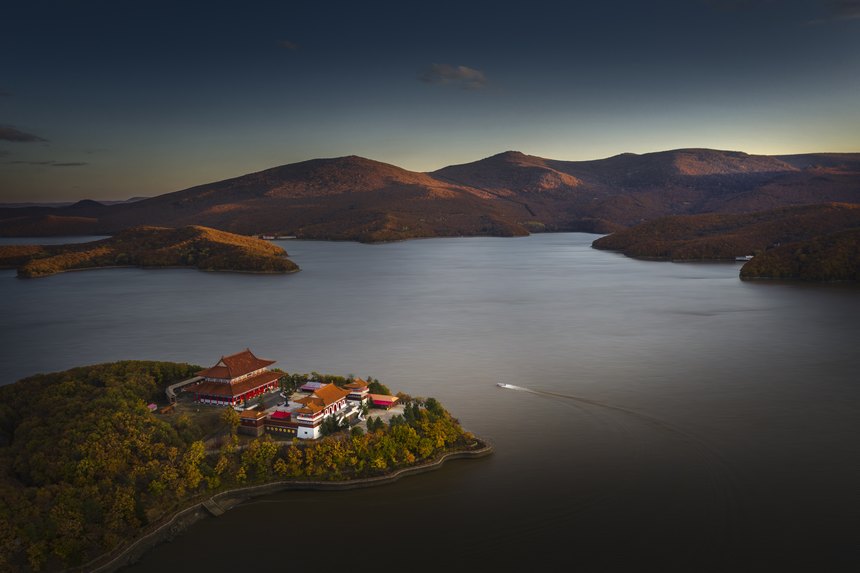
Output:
[{"xmin": 2, "ymin": 234, "xmax": 857, "ymax": 572}]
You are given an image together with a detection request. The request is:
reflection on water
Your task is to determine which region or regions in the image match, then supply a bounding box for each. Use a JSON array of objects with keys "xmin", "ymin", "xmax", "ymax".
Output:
[{"xmin": 2, "ymin": 233, "xmax": 858, "ymax": 572}]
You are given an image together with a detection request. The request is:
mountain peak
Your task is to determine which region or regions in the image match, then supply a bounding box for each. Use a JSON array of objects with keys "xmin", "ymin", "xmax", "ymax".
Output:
[
  {"xmin": 489, "ymin": 150, "xmax": 528, "ymax": 161},
  {"xmin": 70, "ymin": 199, "xmax": 104, "ymax": 208}
]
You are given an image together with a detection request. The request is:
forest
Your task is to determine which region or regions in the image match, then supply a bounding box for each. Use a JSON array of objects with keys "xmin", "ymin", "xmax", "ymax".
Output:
[
  {"xmin": 740, "ymin": 228, "xmax": 860, "ymax": 281},
  {"xmin": 591, "ymin": 202, "xmax": 860, "ymax": 264},
  {"xmin": 0, "ymin": 361, "xmax": 474, "ymax": 571}
]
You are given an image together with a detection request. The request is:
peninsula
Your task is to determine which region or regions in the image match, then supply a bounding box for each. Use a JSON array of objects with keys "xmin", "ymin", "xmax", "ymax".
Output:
[
  {"xmin": 739, "ymin": 228, "xmax": 860, "ymax": 282},
  {"xmin": 0, "ymin": 225, "xmax": 299, "ymax": 278},
  {"xmin": 0, "ymin": 356, "xmax": 488, "ymax": 572},
  {"xmin": 591, "ymin": 203, "xmax": 860, "ymax": 282}
]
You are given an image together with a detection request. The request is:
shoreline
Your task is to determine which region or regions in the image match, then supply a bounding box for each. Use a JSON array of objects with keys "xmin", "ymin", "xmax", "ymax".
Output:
[
  {"xmin": 14, "ymin": 263, "xmax": 300, "ymax": 279},
  {"xmin": 81, "ymin": 440, "xmax": 493, "ymax": 573}
]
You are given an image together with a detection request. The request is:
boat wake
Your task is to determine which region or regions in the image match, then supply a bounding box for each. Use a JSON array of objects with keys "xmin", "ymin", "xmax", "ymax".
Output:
[
  {"xmin": 496, "ymin": 380, "xmax": 746, "ymax": 566},
  {"xmin": 496, "ymin": 382, "xmax": 527, "ymax": 391}
]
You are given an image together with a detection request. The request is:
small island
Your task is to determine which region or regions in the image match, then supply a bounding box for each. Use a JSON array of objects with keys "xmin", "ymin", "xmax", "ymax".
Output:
[
  {"xmin": 0, "ymin": 352, "xmax": 489, "ymax": 572},
  {"xmin": 0, "ymin": 225, "xmax": 299, "ymax": 278}
]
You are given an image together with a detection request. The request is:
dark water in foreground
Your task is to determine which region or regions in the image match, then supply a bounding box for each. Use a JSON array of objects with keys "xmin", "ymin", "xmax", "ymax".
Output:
[{"xmin": 2, "ymin": 233, "xmax": 858, "ymax": 572}]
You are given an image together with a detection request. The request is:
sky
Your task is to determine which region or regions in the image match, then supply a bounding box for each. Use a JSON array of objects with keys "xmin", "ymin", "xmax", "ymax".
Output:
[{"xmin": 1, "ymin": 0, "xmax": 859, "ymax": 202}]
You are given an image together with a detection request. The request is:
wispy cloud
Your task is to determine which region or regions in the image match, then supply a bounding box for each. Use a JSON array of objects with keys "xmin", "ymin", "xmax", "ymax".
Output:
[
  {"xmin": 815, "ymin": 0, "xmax": 860, "ymax": 21},
  {"xmin": 0, "ymin": 90, "xmax": 11, "ymax": 97},
  {"xmin": 702, "ymin": 0, "xmax": 774, "ymax": 10},
  {"xmin": 0, "ymin": 125, "xmax": 47, "ymax": 142},
  {"xmin": 8, "ymin": 160, "xmax": 87, "ymax": 167},
  {"xmin": 279, "ymin": 39, "xmax": 299, "ymax": 51},
  {"xmin": 419, "ymin": 64, "xmax": 487, "ymax": 90},
  {"xmin": 704, "ymin": 0, "xmax": 859, "ymax": 24}
]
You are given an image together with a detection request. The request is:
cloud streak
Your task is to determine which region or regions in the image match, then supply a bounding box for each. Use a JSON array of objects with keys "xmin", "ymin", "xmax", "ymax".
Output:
[
  {"xmin": 824, "ymin": 0, "xmax": 860, "ymax": 20},
  {"xmin": 279, "ymin": 39, "xmax": 299, "ymax": 51},
  {"xmin": 806, "ymin": 0, "xmax": 860, "ymax": 23},
  {"xmin": 0, "ymin": 125, "xmax": 47, "ymax": 142},
  {"xmin": 8, "ymin": 160, "xmax": 88, "ymax": 167},
  {"xmin": 419, "ymin": 64, "xmax": 487, "ymax": 90},
  {"xmin": 702, "ymin": 0, "xmax": 774, "ymax": 10}
]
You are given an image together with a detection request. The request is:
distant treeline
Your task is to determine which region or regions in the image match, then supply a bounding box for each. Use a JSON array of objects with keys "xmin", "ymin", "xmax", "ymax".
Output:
[{"xmin": 279, "ymin": 371, "xmax": 392, "ymax": 395}]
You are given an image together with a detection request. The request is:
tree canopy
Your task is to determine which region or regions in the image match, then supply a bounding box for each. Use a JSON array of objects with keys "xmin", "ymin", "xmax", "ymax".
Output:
[{"xmin": 0, "ymin": 362, "xmax": 475, "ymax": 572}]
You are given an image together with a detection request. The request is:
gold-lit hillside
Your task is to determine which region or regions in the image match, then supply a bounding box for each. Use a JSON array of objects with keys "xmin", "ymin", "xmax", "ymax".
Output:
[{"xmin": 0, "ymin": 225, "xmax": 299, "ymax": 278}]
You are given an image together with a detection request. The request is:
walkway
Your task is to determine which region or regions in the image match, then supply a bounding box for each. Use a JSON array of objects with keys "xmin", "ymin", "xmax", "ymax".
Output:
[{"xmin": 166, "ymin": 376, "xmax": 203, "ymax": 403}]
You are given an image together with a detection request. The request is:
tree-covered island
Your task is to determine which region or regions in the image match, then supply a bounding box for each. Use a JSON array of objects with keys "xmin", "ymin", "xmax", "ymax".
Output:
[
  {"xmin": 0, "ymin": 361, "xmax": 488, "ymax": 572},
  {"xmin": 0, "ymin": 225, "xmax": 299, "ymax": 278}
]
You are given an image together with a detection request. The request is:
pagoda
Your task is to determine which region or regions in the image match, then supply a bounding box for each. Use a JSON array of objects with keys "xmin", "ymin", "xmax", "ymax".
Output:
[
  {"xmin": 343, "ymin": 377, "xmax": 370, "ymax": 403},
  {"xmin": 188, "ymin": 349, "xmax": 281, "ymax": 407}
]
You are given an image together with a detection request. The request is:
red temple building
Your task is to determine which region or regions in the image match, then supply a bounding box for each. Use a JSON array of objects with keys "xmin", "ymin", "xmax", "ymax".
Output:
[
  {"xmin": 188, "ymin": 349, "xmax": 281, "ymax": 407},
  {"xmin": 368, "ymin": 394, "xmax": 399, "ymax": 409},
  {"xmin": 265, "ymin": 410, "xmax": 298, "ymax": 437}
]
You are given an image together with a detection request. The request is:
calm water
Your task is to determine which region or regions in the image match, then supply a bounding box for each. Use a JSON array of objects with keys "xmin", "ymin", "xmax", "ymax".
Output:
[{"xmin": 2, "ymin": 234, "xmax": 858, "ymax": 572}]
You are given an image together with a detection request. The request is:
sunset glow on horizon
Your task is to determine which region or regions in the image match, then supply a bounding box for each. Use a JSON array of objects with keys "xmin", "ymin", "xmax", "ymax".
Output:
[{"xmin": 2, "ymin": 0, "xmax": 859, "ymax": 202}]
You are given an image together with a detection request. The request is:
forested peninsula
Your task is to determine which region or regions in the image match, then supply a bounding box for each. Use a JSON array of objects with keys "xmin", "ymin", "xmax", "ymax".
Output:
[
  {"xmin": 0, "ymin": 361, "xmax": 485, "ymax": 572},
  {"xmin": 0, "ymin": 225, "xmax": 299, "ymax": 278},
  {"xmin": 592, "ymin": 203, "xmax": 860, "ymax": 282},
  {"xmin": 739, "ymin": 228, "xmax": 860, "ymax": 281}
]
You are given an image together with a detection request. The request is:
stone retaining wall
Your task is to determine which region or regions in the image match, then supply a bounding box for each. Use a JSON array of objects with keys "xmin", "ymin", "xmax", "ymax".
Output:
[{"xmin": 82, "ymin": 441, "xmax": 492, "ymax": 573}]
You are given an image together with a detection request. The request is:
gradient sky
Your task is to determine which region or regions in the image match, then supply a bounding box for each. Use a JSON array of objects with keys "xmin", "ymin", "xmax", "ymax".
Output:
[{"xmin": 2, "ymin": 0, "xmax": 859, "ymax": 201}]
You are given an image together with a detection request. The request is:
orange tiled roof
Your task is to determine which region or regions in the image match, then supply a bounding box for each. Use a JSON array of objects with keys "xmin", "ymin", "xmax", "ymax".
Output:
[
  {"xmin": 344, "ymin": 378, "xmax": 368, "ymax": 390},
  {"xmin": 369, "ymin": 394, "xmax": 398, "ymax": 403},
  {"xmin": 313, "ymin": 383, "xmax": 350, "ymax": 405},
  {"xmin": 197, "ymin": 349, "xmax": 276, "ymax": 379},
  {"xmin": 295, "ymin": 383, "xmax": 349, "ymax": 415},
  {"xmin": 188, "ymin": 370, "xmax": 281, "ymax": 398},
  {"xmin": 240, "ymin": 410, "xmax": 266, "ymax": 420},
  {"xmin": 296, "ymin": 401, "xmax": 324, "ymax": 415}
]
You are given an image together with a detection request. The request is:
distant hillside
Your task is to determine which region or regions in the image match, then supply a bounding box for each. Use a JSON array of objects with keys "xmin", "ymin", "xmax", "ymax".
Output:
[
  {"xmin": 90, "ymin": 155, "xmax": 530, "ymax": 242},
  {"xmin": 1, "ymin": 148, "xmax": 858, "ymax": 240},
  {"xmin": 740, "ymin": 229, "xmax": 860, "ymax": 282},
  {"xmin": 591, "ymin": 203, "xmax": 860, "ymax": 260},
  {"xmin": 0, "ymin": 225, "xmax": 299, "ymax": 277}
]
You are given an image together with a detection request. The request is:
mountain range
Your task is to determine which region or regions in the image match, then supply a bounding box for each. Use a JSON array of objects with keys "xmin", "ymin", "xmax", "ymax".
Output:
[{"xmin": 1, "ymin": 148, "xmax": 858, "ymax": 241}]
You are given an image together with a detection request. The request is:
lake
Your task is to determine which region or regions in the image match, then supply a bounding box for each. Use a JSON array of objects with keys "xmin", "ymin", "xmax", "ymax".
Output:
[{"xmin": 2, "ymin": 233, "xmax": 858, "ymax": 572}]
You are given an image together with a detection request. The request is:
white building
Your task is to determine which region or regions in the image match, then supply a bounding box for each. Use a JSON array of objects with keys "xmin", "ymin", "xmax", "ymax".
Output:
[{"xmin": 294, "ymin": 383, "xmax": 351, "ymax": 439}]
